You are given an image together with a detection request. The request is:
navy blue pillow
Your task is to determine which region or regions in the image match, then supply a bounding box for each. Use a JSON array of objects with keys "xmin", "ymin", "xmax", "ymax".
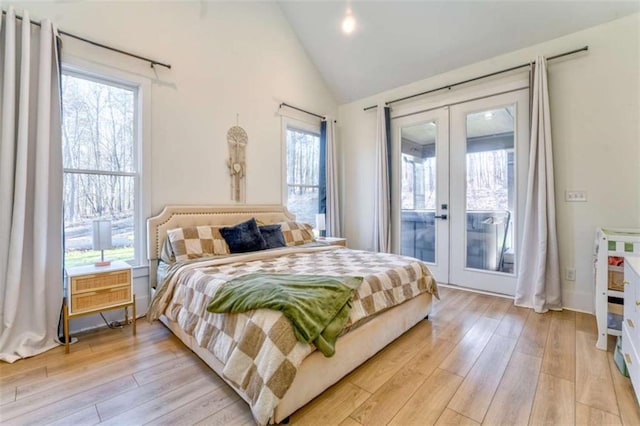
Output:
[
  {"xmin": 259, "ymin": 224, "xmax": 286, "ymax": 249},
  {"xmin": 219, "ymin": 218, "xmax": 267, "ymax": 253}
]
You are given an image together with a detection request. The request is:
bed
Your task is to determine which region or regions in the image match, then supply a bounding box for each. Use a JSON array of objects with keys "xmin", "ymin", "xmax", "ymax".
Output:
[{"xmin": 146, "ymin": 205, "xmax": 438, "ymax": 425}]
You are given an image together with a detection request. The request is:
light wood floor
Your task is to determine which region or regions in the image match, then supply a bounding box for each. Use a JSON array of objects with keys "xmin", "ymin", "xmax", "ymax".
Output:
[{"xmin": 1, "ymin": 287, "xmax": 639, "ymax": 425}]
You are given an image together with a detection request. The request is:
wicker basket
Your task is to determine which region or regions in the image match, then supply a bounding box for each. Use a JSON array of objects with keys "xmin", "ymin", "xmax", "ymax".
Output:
[{"xmin": 608, "ymin": 266, "xmax": 625, "ymax": 292}]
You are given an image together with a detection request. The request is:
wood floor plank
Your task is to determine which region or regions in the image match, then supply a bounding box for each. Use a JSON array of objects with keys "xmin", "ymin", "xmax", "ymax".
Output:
[
  {"xmin": 15, "ymin": 340, "xmax": 177, "ymax": 400},
  {"xmin": 388, "ymin": 368, "xmax": 463, "ymax": 426},
  {"xmin": 96, "ymin": 356, "xmax": 216, "ymax": 420},
  {"xmin": 291, "ymin": 380, "xmax": 371, "ymax": 426},
  {"xmin": 1, "ymin": 375, "xmax": 137, "ymax": 425},
  {"xmin": 447, "ymin": 334, "xmax": 517, "ymax": 422},
  {"xmin": 347, "ymin": 320, "xmax": 432, "ymax": 393},
  {"xmin": 435, "ymin": 408, "xmax": 480, "ymax": 426},
  {"xmin": 576, "ymin": 330, "xmax": 619, "ymax": 415},
  {"xmin": 0, "ymin": 385, "xmax": 16, "ymax": 405},
  {"xmin": 494, "ymin": 305, "xmax": 530, "ymax": 340},
  {"xmin": 45, "ymin": 326, "xmax": 176, "ymax": 378},
  {"xmin": 145, "ymin": 387, "xmax": 240, "ymax": 426},
  {"xmin": 100, "ymin": 376, "xmax": 220, "ymax": 425},
  {"xmin": 529, "ymin": 372, "xmax": 575, "ymax": 426},
  {"xmin": 407, "ymin": 338, "xmax": 457, "ymax": 378},
  {"xmin": 45, "ymin": 404, "xmax": 101, "ymax": 426},
  {"xmin": 514, "ymin": 311, "xmax": 551, "ymax": 358},
  {"xmin": 576, "ymin": 402, "xmax": 622, "ymax": 425},
  {"xmin": 436, "ymin": 295, "xmax": 495, "ymax": 343},
  {"xmin": 607, "ymin": 354, "xmax": 640, "ymax": 426},
  {"xmin": 349, "ymin": 366, "xmax": 428, "ymax": 426},
  {"xmin": 576, "ymin": 312, "xmax": 598, "ymax": 335},
  {"xmin": 483, "ymin": 351, "xmax": 542, "ymax": 426},
  {"xmin": 194, "ymin": 399, "xmax": 254, "ymax": 426},
  {"xmin": 439, "ymin": 317, "xmax": 500, "ymax": 377},
  {"xmin": 430, "ymin": 291, "xmax": 478, "ymax": 326},
  {"xmin": 0, "ymin": 366, "xmax": 47, "ymax": 389},
  {"xmin": 132, "ymin": 353, "xmax": 204, "ymax": 386},
  {"xmin": 482, "ymin": 297, "xmax": 513, "ymax": 320},
  {"xmin": 1, "ymin": 348, "xmax": 175, "ymax": 422},
  {"xmin": 340, "ymin": 416, "xmax": 363, "ymax": 426},
  {"xmin": 541, "ymin": 315, "xmax": 576, "ymax": 382},
  {"xmin": 550, "ymin": 309, "xmax": 576, "ymax": 322}
]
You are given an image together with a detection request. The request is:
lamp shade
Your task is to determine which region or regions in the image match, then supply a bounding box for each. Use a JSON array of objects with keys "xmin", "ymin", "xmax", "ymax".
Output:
[
  {"xmin": 92, "ymin": 220, "xmax": 112, "ymax": 251},
  {"xmin": 315, "ymin": 213, "xmax": 326, "ymax": 231}
]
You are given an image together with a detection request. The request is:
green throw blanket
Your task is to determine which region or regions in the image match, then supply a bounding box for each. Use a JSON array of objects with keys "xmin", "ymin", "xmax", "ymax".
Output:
[{"xmin": 207, "ymin": 273, "xmax": 363, "ymax": 357}]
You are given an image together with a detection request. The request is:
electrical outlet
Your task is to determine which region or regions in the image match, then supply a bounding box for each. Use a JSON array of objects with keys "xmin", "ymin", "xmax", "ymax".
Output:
[
  {"xmin": 565, "ymin": 267, "xmax": 576, "ymax": 281},
  {"xmin": 565, "ymin": 190, "xmax": 587, "ymax": 202}
]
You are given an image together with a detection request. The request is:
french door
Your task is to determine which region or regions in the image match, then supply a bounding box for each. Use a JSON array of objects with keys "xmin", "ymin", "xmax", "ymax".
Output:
[{"xmin": 392, "ymin": 88, "xmax": 529, "ymax": 295}]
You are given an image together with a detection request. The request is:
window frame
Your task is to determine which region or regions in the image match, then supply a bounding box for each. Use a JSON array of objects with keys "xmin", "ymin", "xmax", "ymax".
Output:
[
  {"xmin": 61, "ymin": 59, "xmax": 151, "ymax": 269},
  {"xmin": 280, "ymin": 116, "xmax": 322, "ymax": 219}
]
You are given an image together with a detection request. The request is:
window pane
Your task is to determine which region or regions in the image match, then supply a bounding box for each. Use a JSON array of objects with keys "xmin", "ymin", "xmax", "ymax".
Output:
[
  {"xmin": 61, "ymin": 74, "xmax": 135, "ymax": 172},
  {"xmin": 64, "ymin": 173, "xmax": 134, "ymax": 268},
  {"xmin": 287, "ymin": 186, "xmax": 319, "ymax": 226},
  {"xmin": 286, "ymin": 127, "xmax": 320, "ymax": 225}
]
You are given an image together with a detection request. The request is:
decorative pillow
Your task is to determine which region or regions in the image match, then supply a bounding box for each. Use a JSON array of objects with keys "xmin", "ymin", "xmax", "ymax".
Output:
[
  {"xmin": 259, "ymin": 224, "xmax": 286, "ymax": 249},
  {"xmin": 159, "ymin": 237, "xmax": 176, "ymax": 263},
  {"xmin": 167, "ymin": 226, "xmax": 230, "ymax": 261},
  {"xmin": 278, "ymin": 221, "xmax": 315, "ymax": 246},
  {"xmin": 219, "ymin": 218, "xmax": 267, "ymax": 253}
]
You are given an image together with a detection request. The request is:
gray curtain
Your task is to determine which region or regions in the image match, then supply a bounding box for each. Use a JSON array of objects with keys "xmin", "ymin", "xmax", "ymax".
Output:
[
  {"xmin": 0, "ymin": 7, "xmax": 64, "ymax": 362},
  {"xmin": 373, "ymin": 105, "xmax": 391, "ymax": 252},
  {"xmin": 514, "ymin": 56, "xmax": 562, "ymax": 312},
  {"xmin": 323, "ymin": 118, "xmax": 341, "ymax": 237}
]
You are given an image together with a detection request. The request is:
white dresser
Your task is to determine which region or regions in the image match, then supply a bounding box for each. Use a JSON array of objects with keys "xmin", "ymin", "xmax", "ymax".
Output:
[{"xmin": 623, "ymin": 257, "xmax": 640, "ymax": 405}]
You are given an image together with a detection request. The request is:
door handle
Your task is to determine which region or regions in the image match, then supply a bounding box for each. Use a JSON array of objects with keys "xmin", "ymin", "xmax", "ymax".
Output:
[{"xmin": 434, "ymin": 214, "xmax": 448, "ymax": 220}]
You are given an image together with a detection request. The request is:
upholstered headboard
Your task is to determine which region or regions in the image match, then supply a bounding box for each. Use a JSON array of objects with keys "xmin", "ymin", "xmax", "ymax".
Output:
[{"xmin": 146, "ymin": 204, "xmax": 296, "ymax": 289}]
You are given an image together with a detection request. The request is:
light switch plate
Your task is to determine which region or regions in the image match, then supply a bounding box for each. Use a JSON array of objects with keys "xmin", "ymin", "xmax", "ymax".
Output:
[{"xmin": 565, "ymin": 190, "xmax": 587, "ymax": 202}]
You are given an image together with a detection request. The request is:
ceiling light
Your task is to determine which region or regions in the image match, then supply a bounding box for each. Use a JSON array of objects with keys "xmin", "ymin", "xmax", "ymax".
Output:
[
  {"xmin": 484, "ymin": 111, "xmax": 494, "ymax": 120},
  {"xmin": 342, "ymin": 9, "xmax": 356, "ymax": 34}
]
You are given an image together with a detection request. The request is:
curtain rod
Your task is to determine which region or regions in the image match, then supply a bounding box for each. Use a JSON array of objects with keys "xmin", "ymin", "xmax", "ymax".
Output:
[
  {"xmin": 2, "ymin": 9, "xmax": 172, "ymax": 69},
  {"xmin": 279, "ymin": 102, "xmax": 326, "ymax": 120},
  {"xmin": 363, "ymin": 45, "xmax": 588, "ymax": 111}
]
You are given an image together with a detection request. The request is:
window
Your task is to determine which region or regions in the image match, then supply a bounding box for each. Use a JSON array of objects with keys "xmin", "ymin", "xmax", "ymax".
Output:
[
  {"xmin": 285, "ymin": 125, "xmax": 321, "ymax": 225},
  {"xmin": 61, "ymin": 69, "xmax": 143, "ymax": 268}
]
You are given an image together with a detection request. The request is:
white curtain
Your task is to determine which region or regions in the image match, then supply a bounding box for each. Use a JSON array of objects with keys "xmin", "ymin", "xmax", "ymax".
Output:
[
  {"xmin": 372, "ymin": 105, "xmax": 391, "ymax": 252},
  {"xmin": 324, "ymin": 118, "xmax": 341, "ymax": 237},
  {"xmin": 514, "ymin": 56, "xmax": 562, "ymax": 313},
  {"xmin": 0, "ymin": 8, "xmax": 64, "ymax": 363}
]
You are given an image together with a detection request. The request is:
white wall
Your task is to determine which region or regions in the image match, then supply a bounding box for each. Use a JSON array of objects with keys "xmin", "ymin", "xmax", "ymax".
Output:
[
  {"xmin": 9, "ymin": 1, "xmax": 337, "ymax": 331},
  {"xmin": 338, "ymin": 14, "xmax": 640, "ymax": 312}
]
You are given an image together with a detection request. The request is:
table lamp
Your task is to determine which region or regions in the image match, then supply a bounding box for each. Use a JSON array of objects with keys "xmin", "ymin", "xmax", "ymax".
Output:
[{"xmin": 92, "ymin": 219, "xmax": 112, "ymax": 267}]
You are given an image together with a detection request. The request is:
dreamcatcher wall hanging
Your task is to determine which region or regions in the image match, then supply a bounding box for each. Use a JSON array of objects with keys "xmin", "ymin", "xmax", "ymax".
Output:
[{"xmin": 226, "ymin": 117, "xmax": 248, "ymax": 203}]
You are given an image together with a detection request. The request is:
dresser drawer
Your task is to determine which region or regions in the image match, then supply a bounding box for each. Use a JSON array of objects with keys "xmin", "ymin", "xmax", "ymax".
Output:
[
  {"xmin": 622, "ymin": 321, "xmax": 640, "ymax": 405},
  {"xmin": 70, "ymin": 285, "xmax": 132, "ymax": 314},
  {"xmin": 71, "ymin": 269, "xmax": 131, "ymax": 294}
]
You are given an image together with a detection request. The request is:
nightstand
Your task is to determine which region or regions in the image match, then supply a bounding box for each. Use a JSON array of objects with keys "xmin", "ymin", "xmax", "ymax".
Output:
[
  {"xmin": 64, "ymin": 260, "xmax": 136, "ymax": 353},
  {"xmin": 318, "ymin": 237, "xmax": 347, "ymax": 247}
]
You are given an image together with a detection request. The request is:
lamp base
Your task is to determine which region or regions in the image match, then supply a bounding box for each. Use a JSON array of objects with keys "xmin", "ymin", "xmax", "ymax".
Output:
[{"xmin": 94, "ymin": 260, "xmax": 111, "ymax": 267}]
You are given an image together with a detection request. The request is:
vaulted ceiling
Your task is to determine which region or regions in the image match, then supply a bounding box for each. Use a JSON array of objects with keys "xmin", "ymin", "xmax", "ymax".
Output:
[{"xmin": 278, "ymin": 1, "xmax": 640, "ymax": 104}]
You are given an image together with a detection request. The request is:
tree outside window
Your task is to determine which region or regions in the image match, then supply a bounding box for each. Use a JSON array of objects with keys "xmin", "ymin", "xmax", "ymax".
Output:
[
  {"xmin": 61, "ymin": 72, "xmax": 138, "ymax": 268},
  {"xmin": 286, "ymin": 127, "xmax": 320, "ymax": 225}
]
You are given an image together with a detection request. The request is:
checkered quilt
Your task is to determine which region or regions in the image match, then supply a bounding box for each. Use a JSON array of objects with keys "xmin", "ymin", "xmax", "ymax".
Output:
[{"xmin": 148, "ymin": 245, "xmax": 437, "ymax": 425}]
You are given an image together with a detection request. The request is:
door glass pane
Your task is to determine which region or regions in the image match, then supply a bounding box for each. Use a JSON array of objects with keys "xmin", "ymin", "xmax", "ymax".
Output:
[
  {"xmin": 401, "ymin": 121, "xmax": 436, "ymax": 263},
  {"xmin": 465, "ymin": 106, "xmax": 515, "ymax": 273}
]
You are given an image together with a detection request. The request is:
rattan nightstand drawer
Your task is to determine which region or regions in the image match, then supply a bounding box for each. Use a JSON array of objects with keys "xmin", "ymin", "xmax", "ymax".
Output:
[
  {"xmin": 71, "ymin": 269, "xmax": 131, "ymax": 294},
  {"xmin": 70, "ymin": 285, "xmax": 131, "ymax": 314}
]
